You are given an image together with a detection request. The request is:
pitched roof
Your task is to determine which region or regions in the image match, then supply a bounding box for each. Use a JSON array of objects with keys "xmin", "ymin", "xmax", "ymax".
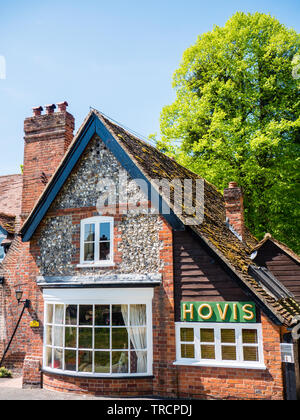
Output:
[
  {"xmin": 0, "ymin": 174, "xmax": 22, "ymax": 234},
  {"xmin": 252, "ymin": 233, "xmax": 300, "ymax": 265},
  {"xmin": 20, "ymin": 110, "xmax": 300, "ymax": 326}
]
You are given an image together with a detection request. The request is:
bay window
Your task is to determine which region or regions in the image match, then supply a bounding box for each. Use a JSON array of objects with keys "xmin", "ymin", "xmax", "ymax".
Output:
[
  {"xmin": 175, "ymin": 323, "xmax": 265, "ymax": 369},
  {"xmin": 43, "ymin": 288, "xmax": 153, "ymax": 377}
]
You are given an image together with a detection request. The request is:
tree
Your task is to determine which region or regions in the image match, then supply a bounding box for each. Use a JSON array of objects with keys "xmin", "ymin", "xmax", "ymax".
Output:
[{"xmin": 158, "ymin": 12, "xmax": 300, "ymax": 252}]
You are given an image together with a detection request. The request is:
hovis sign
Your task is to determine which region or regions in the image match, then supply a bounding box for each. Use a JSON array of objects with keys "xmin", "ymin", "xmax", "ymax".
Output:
[{"xmin": 181, "ymin": 302, "xmax": 256, "ymax": 323}]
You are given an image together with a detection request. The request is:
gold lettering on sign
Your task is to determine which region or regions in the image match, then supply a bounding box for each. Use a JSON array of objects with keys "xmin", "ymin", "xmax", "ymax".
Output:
[
  {"xmin": 198, "ymin": 303, "xmax": 213, "ymax": 320},
  {"xmin": 183, "ymin": 304, "xmax": 194, "ymax": 321},
  {"xmin": 233, "ymin": 304, "xmax": 238, "ymax": 321},
  {"xmin": 216, "ymin": 303, "xmax": 229, "ymax": 321},
  {"xmin": 242, "ymin": 304, "xmax": 255, "ymax": 321}
]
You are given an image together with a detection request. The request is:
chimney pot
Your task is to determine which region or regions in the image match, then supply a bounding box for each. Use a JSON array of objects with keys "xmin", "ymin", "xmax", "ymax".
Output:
[
  {"xmin": 57, "ymin": 101, "xmax": 69, "ymax": 112},
  {"xmin": 45, "ymin": 104, "xmax": 56, "ymax": 114},
  {"xmin": 228, "ymin": 181, "xmax": 238, "ymax": 188},
  {"xmin": 32, "ymin": 106, "xmax": 43, "ymax": 116}
]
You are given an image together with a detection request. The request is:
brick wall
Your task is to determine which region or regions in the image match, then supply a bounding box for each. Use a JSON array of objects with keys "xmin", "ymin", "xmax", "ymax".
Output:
[
  {"xmin": 175, "ymin": 313, "xmax": 284, "ymax": 400},
  {"xmin": 43, "ymin": 373, "xmax": 153, "ymax": 396},
  {"xmin": 0, "ymin": 235, "xmax": 43, "ymax": 375}
]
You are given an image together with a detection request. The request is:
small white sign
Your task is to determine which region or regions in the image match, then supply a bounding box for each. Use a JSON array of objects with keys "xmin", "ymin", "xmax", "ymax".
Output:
[{"xmin": 280, "ymin": 343, "xmax": 294, "ymax": 363}]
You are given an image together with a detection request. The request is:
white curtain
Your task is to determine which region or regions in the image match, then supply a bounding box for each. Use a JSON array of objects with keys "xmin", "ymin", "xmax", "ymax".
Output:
[
  {"xmin": 54, "ymin": 304, "xmax": 64, "ymax": 347},
  {"xmin": 121, "ymin": 304, "xmax": 147, "ymax": 373}
]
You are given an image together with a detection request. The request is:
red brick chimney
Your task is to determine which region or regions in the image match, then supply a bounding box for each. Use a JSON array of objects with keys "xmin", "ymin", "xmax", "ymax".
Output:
[
  {"xmin": 223, "ymin": 182, "xmax": 245, "ymax": 241},
  {"xmin": 21, "ymin": 101, "xmax": 74, "ymax": 217}
]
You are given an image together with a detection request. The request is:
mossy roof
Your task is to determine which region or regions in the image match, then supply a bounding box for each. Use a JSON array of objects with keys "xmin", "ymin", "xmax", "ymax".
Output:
[{"xmin": 97, "ymin": 112, "xmax": 300, "ymax": 326}]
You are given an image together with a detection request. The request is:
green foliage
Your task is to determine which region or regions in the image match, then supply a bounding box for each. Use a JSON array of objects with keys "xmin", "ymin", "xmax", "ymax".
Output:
[
  {"xmin": 0, "ymin": 367, "xmax": 12, "ymax": 378},
  {"xmin": 159, "ymin": 12, "xmax": 300, "ymax": 252}
]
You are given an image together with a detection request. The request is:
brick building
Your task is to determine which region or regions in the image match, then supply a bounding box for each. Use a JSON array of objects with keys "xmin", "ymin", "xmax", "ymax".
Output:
[{"xmin": 0, "ymin": 103, "xmax": 300, "ymax": 399}]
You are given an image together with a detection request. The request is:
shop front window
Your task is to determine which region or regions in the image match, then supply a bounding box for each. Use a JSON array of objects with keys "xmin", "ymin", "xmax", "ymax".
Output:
[
  {"xmin": 175, "ymin": 323, "xmax": 265, "ymax": 369},
  {"xmin": 43, "ymin": 290, "xmax": 152, "ymax": 377}
]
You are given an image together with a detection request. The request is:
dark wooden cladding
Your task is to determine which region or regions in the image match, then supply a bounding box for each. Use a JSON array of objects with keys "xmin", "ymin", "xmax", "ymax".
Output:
[
  {"xmin": 254, "ymin": 241, "xmax": 300, "ymax": 304},
  {"xmin": 173, "ymin": 230, "xmax": 249, "ymax": 321}
]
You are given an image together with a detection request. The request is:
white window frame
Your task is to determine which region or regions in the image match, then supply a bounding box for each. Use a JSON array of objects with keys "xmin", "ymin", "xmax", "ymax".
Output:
[
  {"xmin": 42, "ymin": 288, "xmax": 153, "ymax": 378},
  {"xmin": 174, "ymin": 322, "xmax": 265, "ymax": 370},
  {"xmin": 78, "ymin": 216, "xmax": 114, "ymax": 268}
]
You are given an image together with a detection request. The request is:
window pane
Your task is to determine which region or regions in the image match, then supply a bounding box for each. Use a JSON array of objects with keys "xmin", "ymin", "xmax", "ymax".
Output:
[
  {"xmin": 84, "ymin": 224, "xmax": 95, "ymax": 241},
  {"xmin": 65, "ymin": 350, "xmax": 77, "ymax": 371},
  {"xmin": 181, "ymin": 344, "xmax": 195, "ymax": 358},
  {"xmin": 243, "ymin": 347, "xmax": 259, "ymax": 362},
  {"xmin": 54, "ymin": 304, "xmax": 64, "ymax": 324},
  {"xmin": 242, "ymin": 329, "xmax": 258, "ymax": 344},
  {"xmin": 46, "ymin": 304, "xmax": 53, "ymax": 324},
  {"xmin": 46, "ymin": 325, "xmax": 52, "ymax": 345},
  {"xmin": 65, "ymin": 327, "xmax": 77, "ymax": 348},
  {"xmin": 0, "ymin": 236, "xmax": 4, "ymax": 260},
  {"xmin": 112, "ymin": 328, "xmax": 128, "ymax": 349},
  {"xmin": 221, "ymin": 329, "xmax": 236, "ymax": 343},
  {"xmin": 79, "ymin": 328, "xmax": 93, "ymax": 349},
  {"xmin": 79, "ymin": 305, "xmax": 93, "ymax": 325},
  {"xmin": 45, "ymin": 347, "xmax": 52, "ymax": 368},
  {"xmin": 53, "ymin": 326, "xmax": 63, "ymax": 347},
  {"xmin": 180, "ymin": 328, "xmax": 194, "ymax": 342},
  {"xmin": 99, "ymin": 242, "xmax": 110, "ymax": 261},
  {"xmin": 95, "ymin": 305, "xmax": 110, "ymax": 326},
  {"xmin": 130, "ymin": 304, "xmax": 146, "ymax": 326},
  {"xmin": 78, "ymin": 351, "xmax": 93, "ymax": 372},
  {"xmin": 112, "ymin": 351, "xmax": 128, "ymax": 373},
  {"xmin": 222, "ymin": 346, "xmax": 237, "ymax": 360},
  {"xmin": 95, "ymin": 352, "xmax": 110, "ymax": 374},
  {"xmin": 100, "ymin": 222, "xmax": 111, "ymax": 241},
  {"xmin": 53, "ymin": 349, "xmax": 63, "ymax": 369},
  {"xmin": 129, "ymin": 328, "xmax": 147, "ymax": 350},
  {"xmin": 201, "ymin": 345, "xmax": 215, "ymax": 359},
  {"xmin": 65, "ymin": 305, "xmax": 77, "ymax": 325},
  {"xmin": 200, "ymin": 329, "xmax": 214, "ymax": 343},
  {"xmin": 130, "ymin": 351, "xmax": 147, "ymax": 373},
  {"xmin": 112, "ymin": 305, "xmax": 126, "ymax": 326},
  {"xmin": 95, "ymin": 328, "xmax": 110, "ymax": 349},
  {"xmin": 84, "ymin": 243, "xmax": 95, "ymax": 262}
]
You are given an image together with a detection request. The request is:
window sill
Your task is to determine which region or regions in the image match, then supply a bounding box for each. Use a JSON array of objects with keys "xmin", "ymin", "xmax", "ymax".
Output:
[
  {"xmin": 42, "ymin": 367, "xmax": 153, "ymax": 379},
  {"xmin": 173, "ymin": 360, "xmax": 266, "ymax": 370},
  {"xmin": 77, "ymin": 262, "xmax": 115, "ymax": 269}
]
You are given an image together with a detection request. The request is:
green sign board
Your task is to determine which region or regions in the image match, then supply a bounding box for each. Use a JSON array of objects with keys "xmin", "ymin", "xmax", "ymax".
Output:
[{"xmin": 181, "ymin": 301, "xmax": 256, "ymax": 323}]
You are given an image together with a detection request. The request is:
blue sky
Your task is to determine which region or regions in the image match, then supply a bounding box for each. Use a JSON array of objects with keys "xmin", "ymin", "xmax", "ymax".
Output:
[{"xmin": 0, "ymin": 0, "xmax": 299, "ymax": 175}]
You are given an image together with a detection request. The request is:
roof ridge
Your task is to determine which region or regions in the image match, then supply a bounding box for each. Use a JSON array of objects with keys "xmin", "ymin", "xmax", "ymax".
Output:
[{"xmin": 94, "ymin": 110, "xmax": 222, "ymax": 192}]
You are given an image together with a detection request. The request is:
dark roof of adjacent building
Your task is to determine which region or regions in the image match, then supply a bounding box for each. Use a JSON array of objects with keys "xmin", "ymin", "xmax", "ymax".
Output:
[
  {"xmin": 253, "ymin": 233, "xmax": 300, "ymax": 265},
  {"xmin": 20, "ymin": 110, "xmax": 300, "ymax": 326}
]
